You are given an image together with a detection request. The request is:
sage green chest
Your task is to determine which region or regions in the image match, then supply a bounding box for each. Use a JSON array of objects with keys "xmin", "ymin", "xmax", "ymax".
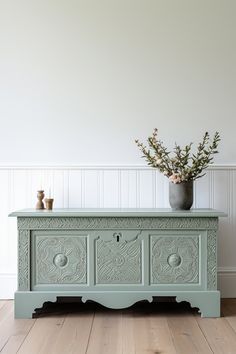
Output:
[{"xmin": 9, "ymin": 208, "xmax": 226, "ymax": 318}]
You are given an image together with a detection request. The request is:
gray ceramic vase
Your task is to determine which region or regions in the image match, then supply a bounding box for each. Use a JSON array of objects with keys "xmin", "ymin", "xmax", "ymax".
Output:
[{"xmin": 169, "ymin": 180, "xmax": 193, "ymax": 210}]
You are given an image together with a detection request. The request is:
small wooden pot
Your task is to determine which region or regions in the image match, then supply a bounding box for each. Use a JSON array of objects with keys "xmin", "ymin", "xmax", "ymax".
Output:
[{"xmin": 45, "ymin": 198, "xmax": 54, "ymax": 210}]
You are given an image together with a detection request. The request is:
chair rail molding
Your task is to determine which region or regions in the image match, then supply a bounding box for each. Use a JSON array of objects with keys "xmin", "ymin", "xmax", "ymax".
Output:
[{"xmin": 0, "ymin": 164, "xmax": 236, "ymax": 298}]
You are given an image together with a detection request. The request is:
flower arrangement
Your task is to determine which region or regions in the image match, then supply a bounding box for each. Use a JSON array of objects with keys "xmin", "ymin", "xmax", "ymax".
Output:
[{"xmin": 135, "ymin": 129, "xmax": 220, "ymax": 184}]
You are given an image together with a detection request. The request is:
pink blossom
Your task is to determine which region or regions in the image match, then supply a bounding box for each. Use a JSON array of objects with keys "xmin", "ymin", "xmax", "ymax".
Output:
[
  {"xmin": 169, "ymin": 174, "xmax": 182, "ymax": 184},
  {"xmin": 155, "ymin": 158, "xmax": 162, "ymax": 165}
]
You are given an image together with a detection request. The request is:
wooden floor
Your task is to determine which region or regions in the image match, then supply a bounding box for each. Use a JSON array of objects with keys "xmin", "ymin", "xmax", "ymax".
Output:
[{"xmin": 1, "ymin": 299, "xmax": 236, "ymax": 353}]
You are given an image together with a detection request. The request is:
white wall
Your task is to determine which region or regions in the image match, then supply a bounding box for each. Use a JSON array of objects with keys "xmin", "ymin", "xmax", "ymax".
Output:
[
  {"xmin": 0, "ymin": 1, "xmax": 236, "ymax": 297},
  {"xmin": 0, "ymin": 0, "xmax": 236, "ymax": 164}
]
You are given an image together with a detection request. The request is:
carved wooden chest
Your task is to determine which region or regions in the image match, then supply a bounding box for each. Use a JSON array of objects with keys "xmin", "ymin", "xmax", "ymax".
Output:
[{"xmin": 10, "ymin": 208, "xmax": 225, "ymax": 318}]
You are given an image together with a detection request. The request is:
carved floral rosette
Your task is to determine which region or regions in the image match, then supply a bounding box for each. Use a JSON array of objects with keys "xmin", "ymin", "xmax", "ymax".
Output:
[{"xmin": 151, "ymin": 236, "xmax": 199, "ymax": 284}]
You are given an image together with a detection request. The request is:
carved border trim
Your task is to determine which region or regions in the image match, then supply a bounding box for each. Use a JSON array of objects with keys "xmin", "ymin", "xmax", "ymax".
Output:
[
  {"xmin": 17, "ymin": 217, "xmax": 218, "ymax": 230},
  {"xmin": 18, "ymin": 230, "xmax": 30, "ymax": 291},
  {"xmin": 207, "ymin": 230, "xmax": 217, "ymax": 290}
]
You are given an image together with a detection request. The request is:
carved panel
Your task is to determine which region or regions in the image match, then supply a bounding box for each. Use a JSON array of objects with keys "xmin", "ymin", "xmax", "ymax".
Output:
[
  {"xmin": 18, "ymin": 216, "xmax": 218, "ymax": 230},
  {"xmin": 18, "ymin": 230, "xmax": 30, "ymax": 290},
  {"xmin": 207, "ymin": 230, "xmax": 217, "ymax": 290},
  {"xmin": 96, "ymin": 234, "xmax": 142, "ymax": 284},
  {"xmin": 35, "ymin": 236, "xmax": 87, "ymax": 284},
  {"xmin": 151, "ymin": 235, "xmax": 199, "ymax": 284}
]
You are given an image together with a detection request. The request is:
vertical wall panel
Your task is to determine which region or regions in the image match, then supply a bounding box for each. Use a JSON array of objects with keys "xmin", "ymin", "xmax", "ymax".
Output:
[
  {"xmin": 53, "ymin": 170, "xmax": 65, "ymax": 208},
  {"xmin": 30, "ymin": 170, "xmax": 47, "ymax": 208},
  {"xmin": 195, "ymin": 171, "xmax": 211, "ymax": 208},
  {"xmin": 12, "ymin": 170, "xmax": 28, "ymax": 209},
  {"xmin": 213, "ymin": 170, "xmax": 233, "ymax": 269},
  {"xmin": 125, "ymin": 170, "xmax": 138, "ymax": 208},
  {"xmin": 120, "ymin": 170, "xmax": 130, "ymax": 207},
  {"xmin": 83, "ymin": 170, "xmax": 100, "ymax": 208},
  {"xmin": 213, "ymin": 170, "xmax": 230, "ymax": 213},
  {"xmin": 68, "ymin": 170, "xmax": 82, "ymax": 207},
  {"xmin": 139, "ymin": 170, "xmax": 154, "ymax": 208},
  {"xmin": 163, "ymin": 177, "xmax": 170, "ymax": 208},
  {"xmin": 103, "ymin": 170, "xmax": 119, "ymax": 207},
  {"xmin": 7, "ymin": 171, "xmax": 17, "ymax": 274},
  {"xmin": 1, "ymin": 165, "xmax": 236, "ymax": 298},
  {"xmin": 154, "ymin": 171, "xmax": 166, "ymax": 208},
  {"xmin": 0, "ymin": 170, "xmax": 11, "ymax": 272}
]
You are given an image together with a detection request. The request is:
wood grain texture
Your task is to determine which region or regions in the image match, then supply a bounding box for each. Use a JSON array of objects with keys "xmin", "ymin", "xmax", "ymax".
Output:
[
  {"xmin": 0, "ymin": 300, "xmax": 6, "ymax": 310},
  {"xmin": 130, "ymin": 310, "xmax": 176, "ymax": 354},
  {"xmin": 167, "ymin": 313, "xmax": 212, "ymax": 354},
  {"xmin": 0, "ymin": 301, "xmax": 35, "ymax": 353},
  {"xmin": 196, "ymin": 300, "xmax": 236, "ymax": 354},
  {"xmin": 17, "ymin": 316, "xmax": 65, "ymax": 354},
  {"xmin": 48, "ymin": 312, "xmax": 94, "ymax": 354},
  {"xmin": 86, "ymin": 311, "xmax": 123, "ymax": 354},
  {"xmin": 3, "ymin": 300, "xmax": 236, "ymax": 353}
]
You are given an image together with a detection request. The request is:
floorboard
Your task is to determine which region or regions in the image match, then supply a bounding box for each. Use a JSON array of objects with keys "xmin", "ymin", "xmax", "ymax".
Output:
[
  {"xmin": 17, "ymin": 316, "xmax": 65, "ymax": 354},
  {"xmin": 86, "ymin": 310, "xmax": 123, "ymax": 354},
  {"xmin": 1, "ymin": 300, "xmax": 236, "ymax": 353},
  {"xmin": 49, "ymin": 311, "xmax": 94, "ymax": 354},
  {"xmin": 195, "ymin": 300, "xmax": 236, "ymax": 354},
  {"xmin": 130, "ymin": 309, "xmax": 176, "ymax": 354},
  {"xmin": 0, "ymin": 301, "xmax": 35, "ymax": 353},
  {"xmin": 167, "ymin": 313, "xmax": 212, "ymax": 354},
  {"xmin": 0, "ymin": 301, "xmax": 6, "ymax": 310}
]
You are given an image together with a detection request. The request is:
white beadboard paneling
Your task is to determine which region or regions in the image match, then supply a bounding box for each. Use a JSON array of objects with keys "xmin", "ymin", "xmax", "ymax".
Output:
[
  {"xmin": 232, "ymin": 170, "xmax": 236, "ymax": 240},
  {"xmin": 12, "ymin": 170, "xmax": 28, "ymax": 209},
  {"xmin": 195, "ymin": 171, "xmax": 211, "ymax": 208},
  {"xmin": 63, "ymin": 170, "xmax": 69, "ymax": 208},
  {"xmin": 30, "ymin": 170, "xmax": 46, "ymax": 208},
  {"xmin": 53, "ymin": 170, "xmax": 65, "ymax": 208},
  {"xmin": 155, "ymin": 171, "xmax": 166, "ymax": 208},
  {"xmin": 7, "ymin": 171, "xmax": 17, "ymax": 274},
  {"xmin": 103, "ymin": 170, "xmax": 119, "ymax": 208},
  {"xmin": 163, "ymin": 177, "xmax": 170, "ymax": 208},
  {"xmin": 213, "ymin": 170, "xmax": 230, "ymax": 214},
  {"xmin": 1, "ymin": 164, "xmax": 236, "ymax": 298},
  {"xmin": 7, "ymin": 218, "xmax": 17, "ymax": 274},
  {"xmin": 0, "ymin": 170, "xmax": 10, "ymax": 271},
  {"xmin": 128, "ymin": 170, "xmax": 138, "ymax": 208},
  {"xmin": 83, "ymin": 170, "xmax": 100, "ymax": 208},
  {"xmin": 120, "ymin": 170, "xmax": 129, "ymax": 208},
  {"xmin": 68, "ymin": 170, "xmax": 82, "ymax": 208},
  {"xmin": 0, "ymin": 274, "xmax": 16, "ymax": 299},
  {"xmin": 139, "ymin": 170, "xmax": 154, "ymax": 208},
  {"xmin": 212, "ymin": 170, "xmax": 232, "ymax": 268}
]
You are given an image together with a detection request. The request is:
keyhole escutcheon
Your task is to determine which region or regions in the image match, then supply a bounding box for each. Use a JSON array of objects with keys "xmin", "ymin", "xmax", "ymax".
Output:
[{"xmin": 113, "ymin": 232, "xmax": 122, "ymax": 242}]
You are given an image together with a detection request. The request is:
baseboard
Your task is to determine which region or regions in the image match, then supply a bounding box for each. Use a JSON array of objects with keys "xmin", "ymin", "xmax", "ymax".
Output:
[
  {"xmin": 1, "ymin": 270, "xmax": 235, "ymax": 299},
  {"xmin": 0, "ymin": 274, "xmax": 17, "ymax": 299},
  {"xmin": 218, "ymin": 268, "xmax": 236, "ymax": 298}
]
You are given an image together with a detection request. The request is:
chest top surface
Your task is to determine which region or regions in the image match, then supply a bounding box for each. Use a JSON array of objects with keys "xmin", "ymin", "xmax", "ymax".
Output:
[{"xmin": 9, "ymin": 208, "xmax": 226, "ymax": 218}]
